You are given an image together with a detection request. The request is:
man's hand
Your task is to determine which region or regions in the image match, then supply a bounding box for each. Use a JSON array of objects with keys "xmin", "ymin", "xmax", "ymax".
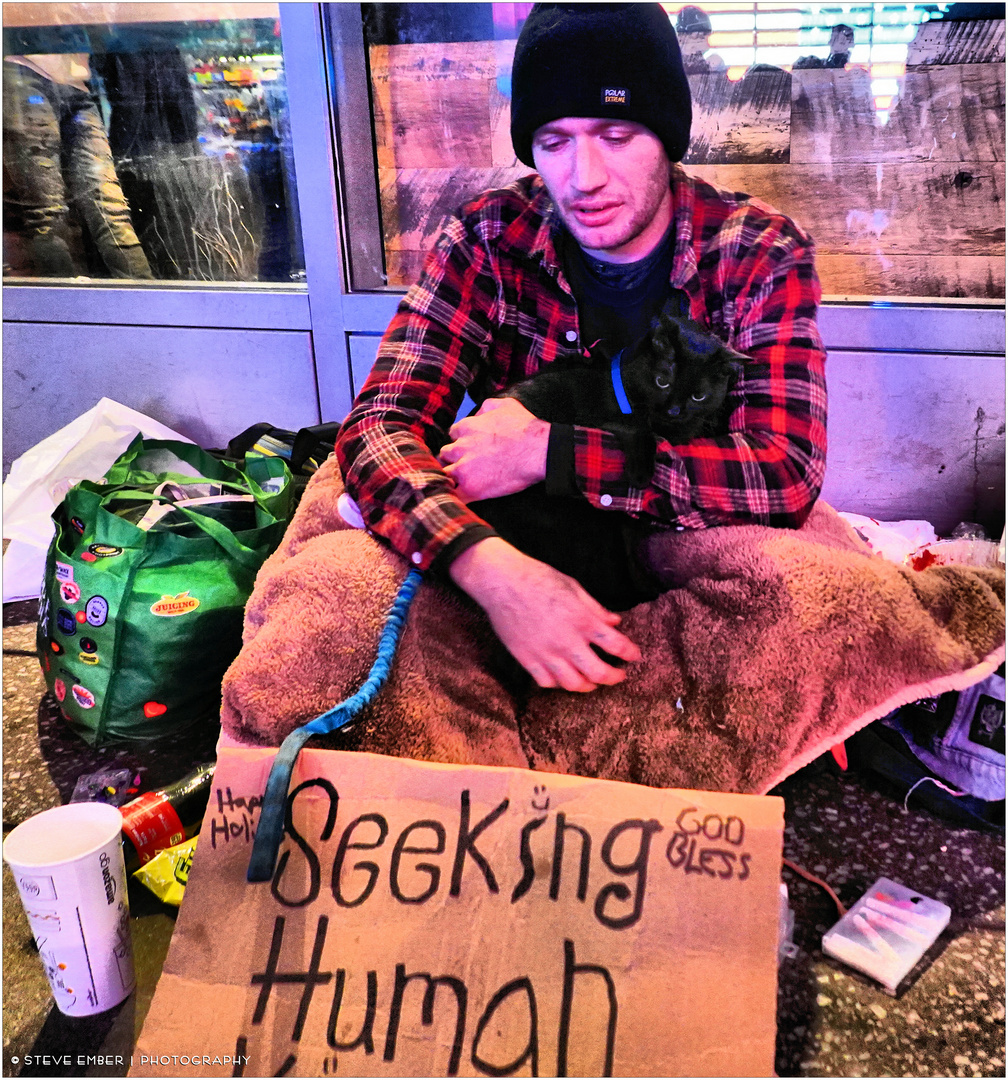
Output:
[
  {"xmin": 438, "ymin": 397, "xmax": 549, "ymax": 502},
  {"xmin": 449, "ymin": 537, "xmax": 642, "ymax": 692}
]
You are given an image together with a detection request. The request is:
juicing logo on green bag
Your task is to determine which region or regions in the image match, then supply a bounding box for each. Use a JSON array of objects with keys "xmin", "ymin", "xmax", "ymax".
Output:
[
  {"xmin": 37, "ymin": 436, "xmax": 293, "ymax": 746},
  {"xmin": 150, "ymin": 593, "xmax": 201, "ymax": 617}
]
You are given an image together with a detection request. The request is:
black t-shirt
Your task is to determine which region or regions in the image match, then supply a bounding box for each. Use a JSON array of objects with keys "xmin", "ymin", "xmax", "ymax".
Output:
[
  {"xmin": 546, "ymin": 223, "xmax": 681, "ymax": 496},
  {"xmin": 559, "ymin": 222, "xmax": 676, "ymax": 357}
]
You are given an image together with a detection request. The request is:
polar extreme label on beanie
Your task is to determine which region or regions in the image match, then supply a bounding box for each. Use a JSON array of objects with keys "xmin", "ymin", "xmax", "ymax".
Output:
[{"xmin": 602, "ymin": 86, "xmax": 629, "ymax": 105}]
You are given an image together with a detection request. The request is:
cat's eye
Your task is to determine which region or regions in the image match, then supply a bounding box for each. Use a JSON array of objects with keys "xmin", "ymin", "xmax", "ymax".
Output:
[
  {"xmin": 691, "ymin": 391, "xmax": 707, "ymax": 402},
  {"xmin": 655, "ymin": 374, "xmax": 670, "ymax": 389}
]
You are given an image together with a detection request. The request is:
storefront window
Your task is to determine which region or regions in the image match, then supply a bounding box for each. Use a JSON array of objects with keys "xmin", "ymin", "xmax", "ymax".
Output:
[
  {"xmin": 361, "ymin": 1, "xmax": 1005, "ymax": 299},
  {"xmin": 2, "ymin": 2, "xmax": 304, "ymax": 284}
]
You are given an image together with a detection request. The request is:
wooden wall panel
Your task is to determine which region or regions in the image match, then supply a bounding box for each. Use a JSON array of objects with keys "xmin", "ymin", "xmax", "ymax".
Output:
[
  {"xmin": 813, "ymin": 254, "xmax": 1005, "ymax": 301},
  {"xmin": 905, "ymin": 17, "xmax": 1006, "ymax": 65},
  {"xmin": 370, "ymin": 42, "xmax": 500, "ymax": 170},
  {"xmin": 685, "ymin": 69, "xmax": 792, "ymax": 164},
  {"xmin": 791, "ymin": 65, "xmax": 1005, "ymax": 165},
  {"xmin": 379, "ymin": 165, "xmax": 532, "ymax": 250},
  {"xmin": 689, "ymin": 163, "xmax": 1005, "ymax": 255}
]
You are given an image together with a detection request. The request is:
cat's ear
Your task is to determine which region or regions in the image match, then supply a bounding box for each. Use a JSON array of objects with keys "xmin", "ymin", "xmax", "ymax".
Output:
[
  {"xmin": 716, "ymin": 349, "xmax": 745, "ymax": 385},
  {"xmin": 650, "ymin": 313, "xmax": 676, "ymax": 359}
]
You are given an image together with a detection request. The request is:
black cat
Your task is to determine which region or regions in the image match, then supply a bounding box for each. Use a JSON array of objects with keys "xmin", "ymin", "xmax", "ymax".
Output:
[
  {"xmin": 506, "ymin": 303, "xmax": 744, "ymax": 485},
  {"xmin": 468, "ymin": 304, "xmax": 744, "ymax": 611}
]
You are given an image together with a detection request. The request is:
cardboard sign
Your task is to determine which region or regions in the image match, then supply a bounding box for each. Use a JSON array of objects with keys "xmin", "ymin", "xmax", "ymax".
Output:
[{"xmin": 132, "ymin": 748, "xmax": 784, "ymax": 1077}]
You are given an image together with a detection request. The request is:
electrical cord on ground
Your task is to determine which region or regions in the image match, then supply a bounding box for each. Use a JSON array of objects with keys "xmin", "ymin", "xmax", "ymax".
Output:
[{"xmin": 782, "ymin": 856, "xmax": 847, "ymax": 918}]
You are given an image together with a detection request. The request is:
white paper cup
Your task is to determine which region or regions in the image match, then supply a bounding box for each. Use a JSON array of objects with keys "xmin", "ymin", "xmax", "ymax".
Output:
[{"xmin": 3, "ymin": 803, "xmax": 135, "ymax": 1016}]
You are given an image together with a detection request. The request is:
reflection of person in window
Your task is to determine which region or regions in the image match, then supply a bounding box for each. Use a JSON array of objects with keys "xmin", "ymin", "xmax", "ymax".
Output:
[
  {"xmin": 2, "ymin": 52, "xmax": 151, "ymax": 278},
  {"xmin": 336, "ymin": 3, "xmax": 827, "ymax": 692},
  {"xmin": 675, "ymin": 6, "xmax": 725, "ymax": 74},
  {"xmin": 793, "ymin": 24, "xmax": 855, "ymax": 70}
]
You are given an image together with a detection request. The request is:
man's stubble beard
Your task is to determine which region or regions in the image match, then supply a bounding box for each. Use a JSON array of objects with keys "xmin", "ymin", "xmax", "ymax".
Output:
[{"xmin": 555, "ymin": 162, "xmax": 673, "ymax": 260}]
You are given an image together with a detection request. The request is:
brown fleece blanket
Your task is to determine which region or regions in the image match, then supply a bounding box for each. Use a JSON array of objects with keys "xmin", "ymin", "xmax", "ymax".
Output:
[{"xmin": 220, "ymin": 458, "xmax": 1005, "ymax": 795}]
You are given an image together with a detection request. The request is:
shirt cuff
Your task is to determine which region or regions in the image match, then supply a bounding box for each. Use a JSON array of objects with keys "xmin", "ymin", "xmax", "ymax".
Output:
[
  {"xmin": 545, "ymin": 423, "xmax": 578, "ymax": 498},
  {"xmin": 429, "ymin": 522, "xmax": 499, "ymax": 575}
]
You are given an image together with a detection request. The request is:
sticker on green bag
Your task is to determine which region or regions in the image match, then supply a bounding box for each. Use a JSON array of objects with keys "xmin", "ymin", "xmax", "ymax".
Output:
[{"xmin": 150, "ymin": 592, "xmax": 201, "ymax": 617}]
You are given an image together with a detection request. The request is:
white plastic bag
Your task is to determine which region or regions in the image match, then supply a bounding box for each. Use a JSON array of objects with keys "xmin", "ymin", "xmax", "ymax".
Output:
[
  {"xmin": 838, "ymin": 512, "xmax": 938, "ymax": 565},
  {"xmin": 2, "ymin": 398, "xmax": 191, "ymax": 602}
]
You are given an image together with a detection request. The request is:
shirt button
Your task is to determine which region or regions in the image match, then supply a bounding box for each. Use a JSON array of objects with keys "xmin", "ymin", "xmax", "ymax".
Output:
[
  {"xmin": 411, "ymin": 551, "xmax": 423, "ymax": 565},
  {"xmin": 600, "ymin": 494, "xmax": 613, "ymax": 507},
  {"xmin": 565, "ymin": 330, "xmax": 577, "ymax": 342}
]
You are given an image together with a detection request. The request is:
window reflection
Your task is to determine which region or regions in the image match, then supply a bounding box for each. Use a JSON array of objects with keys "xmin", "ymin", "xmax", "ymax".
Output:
[
  {"xmin": 364, "ymin": 2, "xmax": 1005, "ymax": 300},
  {"xmin": 2, "ymin": 3, "xmax": 304, "ymax": 284}
]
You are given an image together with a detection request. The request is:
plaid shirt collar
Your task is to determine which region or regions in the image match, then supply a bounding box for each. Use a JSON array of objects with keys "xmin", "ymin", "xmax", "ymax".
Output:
[{"xmin": 496, "ymin": 175, "xmax": 561, "ymax": 272}]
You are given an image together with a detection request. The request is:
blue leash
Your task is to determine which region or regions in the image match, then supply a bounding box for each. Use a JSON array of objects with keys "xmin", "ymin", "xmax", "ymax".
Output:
[{"xmin": 246, "ymin": 569, "xmax": 423, "ymax": 882}]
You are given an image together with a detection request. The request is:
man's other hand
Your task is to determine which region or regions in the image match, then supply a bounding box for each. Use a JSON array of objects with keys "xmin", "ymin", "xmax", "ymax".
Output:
[
  {"xmin": 438, "ymin": 397, "xmax": 549, "ymax": 502},
  {"xmin": 449, "ymin": 537, "xmax": 642, "ymax": 692}
]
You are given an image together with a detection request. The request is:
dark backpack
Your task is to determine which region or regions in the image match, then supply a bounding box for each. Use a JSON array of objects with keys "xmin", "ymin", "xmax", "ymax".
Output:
[
  {"xmin": 216, "ymin": 423, "xmax": 342, "ymax": 507},
  {"xmin": 847, "ymin": 666, "xmax": 1005, "ymax": 832}
]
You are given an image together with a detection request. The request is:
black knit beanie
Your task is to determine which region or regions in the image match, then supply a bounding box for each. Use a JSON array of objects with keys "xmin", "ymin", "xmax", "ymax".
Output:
[{"xmin": 510, "ymin": 2, "xmax": 692, "ymax": 167}]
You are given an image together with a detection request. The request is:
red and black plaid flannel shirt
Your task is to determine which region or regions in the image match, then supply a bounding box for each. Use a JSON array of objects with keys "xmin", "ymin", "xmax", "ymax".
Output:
[{"xmin": 336, "ymin": 167, "xmax": 828, "ymax": 572}]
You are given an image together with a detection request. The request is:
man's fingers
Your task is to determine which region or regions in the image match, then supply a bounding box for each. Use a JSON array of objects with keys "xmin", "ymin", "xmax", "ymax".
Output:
[
  {"xmin": 524, "ymin": 662, "xmax": 557, "ymax": 690},
  {"xmin": 573, "ymin": 644, "xmax": 630, "ymax": 688},
  {"xmin": 451, "ymin": 539, "xmax": 641, "ymax": 695},
  {"xmin": 445, "ymin": 415, "xmax": 471, "ymax": 441},
  {"xmin": 591, "ymin": 623, "xmax": 643, "ymax": 665},
  {"xmin": 546, "ymin": 659, "xmax": 600, "ymax": 694},
  {"xmin": 438, "ymin": 439, "xmax": 461, "ymax": 464},
  {"xmin": 530, "ymin": 628, "xmax": 637, "ymax": 692}
]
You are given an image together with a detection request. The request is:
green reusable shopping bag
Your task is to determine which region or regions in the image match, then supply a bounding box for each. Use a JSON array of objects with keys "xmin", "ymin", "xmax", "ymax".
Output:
[{"xmin": 36, "ymin": 436, "xmax": 293, "ymax": 745}]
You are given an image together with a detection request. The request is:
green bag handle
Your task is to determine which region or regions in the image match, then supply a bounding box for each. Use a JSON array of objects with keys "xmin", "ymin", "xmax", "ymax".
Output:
[
  {"xmin": 98, "ymin": 487, "xmax": 271, "ymax": 572},
  {"xmin": 99, "ymin": 477, "xmax": 252, "ymax": 504},
  {"xmin": 168, "ymin": 504, "xmax": 267, "ymax": 572},
  {"xmin": 104, "ymin": 435, "xmax": 230, "ymax": 484},
  {"xmin": 105, "ymin": 435, "xmax": 290, "ymax": 512}
]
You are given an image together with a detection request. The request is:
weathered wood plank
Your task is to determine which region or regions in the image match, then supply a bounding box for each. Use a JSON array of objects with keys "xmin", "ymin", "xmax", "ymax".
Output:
[
  {"xmin": 906, "ymin": 17, "xmax": 1005, "ymax": 66},
  {"xmin": 689, "ymin": 162, "xmax": 1005, "ymax": 257},
  {"xmin": 369, "ymin": 38, "xmax": 1005, "ymax": 299},
  {"xmin": 379, "ymin": 164, "xmax": 532, "ymax": 252},
  {"xmin": 490, "ymin": 38, "xmax": 519, "ymax": 167},
  {"xmin": 791, "ymin": 64, "xmax": 1005, "ymax": 164},
  {"xmin": 369, "ymin": 42, "xmax": 499, "ymax": 170},
  {"xmin": 685, "ymin": 69, "xmax": 792, "ymax": 164},
  {"xmin": 814, "ymin": 253, "xmax": 1005, "ymax": 300},
  {"xmin": 369, "ymin": 40, "xmax": 500, "ymax": 82},
  {"xmin": 381, "ymin": 162, "xmax": 1004, "ymax": 295},
  {"xmin": 387, "ymin": 249, "xmax": 1006, "ymax": 298},
  {"xmin": 385, "ymin": 248, "xmax": 429, "ymax": 288}
]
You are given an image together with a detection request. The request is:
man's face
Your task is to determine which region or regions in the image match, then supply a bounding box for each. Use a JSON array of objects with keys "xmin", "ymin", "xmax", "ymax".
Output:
[{"xmin": 531, "ymin": 117, "xmax": 673, "ymax": 264}]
